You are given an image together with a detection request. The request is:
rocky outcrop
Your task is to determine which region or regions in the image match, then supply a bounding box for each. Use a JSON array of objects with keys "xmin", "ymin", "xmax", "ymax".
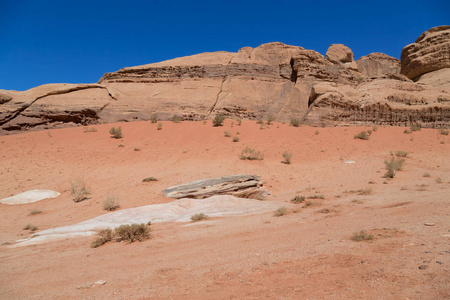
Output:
[
  {"xmin": 1, "ymin": 26, "xmax": 449, "ymax": 134},
  {"xmin": 0, "ymin": 92, "xmax": 12, "ymax": 104},
  {"xmin": 162, "ymin": 175, "xmax": 270, "ymax": 200},
  {"xmin": 326, "ymin": 44, "xmax": 358, "ymax": 70},
  {"xmin": 401, "ymin": 26, "xmax": 450, "ymax": 80},
  {"xmin": 357, "ymin": 53, "xmax": 401, "ymax": 78}
]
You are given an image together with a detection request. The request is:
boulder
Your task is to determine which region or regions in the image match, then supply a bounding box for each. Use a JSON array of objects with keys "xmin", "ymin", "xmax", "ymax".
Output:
[
  {"xmin": 401, "ymin": 25, "xmax": 450, "ymax": 80},
  {"xmin": 162, "ymin": 174, "xmax": 270, "ymax": 200}
]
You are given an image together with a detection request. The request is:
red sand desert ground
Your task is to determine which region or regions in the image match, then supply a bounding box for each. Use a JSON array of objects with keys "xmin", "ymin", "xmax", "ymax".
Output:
[{"xmin": 0, "ymin": 120, "xmax": 449, "ymax": 299}]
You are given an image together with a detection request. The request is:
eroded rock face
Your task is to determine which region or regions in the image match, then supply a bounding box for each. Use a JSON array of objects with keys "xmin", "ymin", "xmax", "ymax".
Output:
[
  {"xmin": 401, "ymin": 25, "xmax": 450, "ymax": 80},
  {"xmin": 357, "ymin": 53, "xmax": 401, "ymax": 78},
  {"xmin": 162, "ymin": 175, "xmax": 270, "ymax": 200},
  {"xmin": 1, "ymin": 26, "xmax": 449, "ymax": 134}
]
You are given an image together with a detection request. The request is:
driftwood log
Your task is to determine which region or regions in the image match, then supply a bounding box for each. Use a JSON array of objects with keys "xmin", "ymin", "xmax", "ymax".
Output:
[{"xmin": 162, "ymin": 175, "xmax": 269, "ymax": 200}]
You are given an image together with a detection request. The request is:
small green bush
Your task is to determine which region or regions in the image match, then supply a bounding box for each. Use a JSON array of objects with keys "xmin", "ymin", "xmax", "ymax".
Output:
[
  {"xmin": 237, "ymin": 118, "xmax": 242, "ymax": 126},
  {"xmin": 282, "ymin": 151, "xmax": 292, "ymax": 164},
  {"xmin": 142, "ymin": 177, "xmax": 158, "ymax": 182},
  {"xmin": 291, "ymin": 196, "xmax": 305, "ymax": 203},
  {"xmin": 191, "ymin": 213, "xmax": 210, "ymax": 222},
  {"xmin": 84, "ymin": 127, "xmax": 98, "ymax": 133},
  {"xmin": 256, "ymin": 118, "xmax": 264, "ymax": 125},
  {"xmin": 212, "ymin": 114, "xmax": 225, "ymax": 127},
  {"xmin": 240, "ymin": 147, "xmax": 264, "ymax": 160},
  {"xmin": 315, "ymin": 130, "xmax": 319, "ymax": 135},
  {"xmin": 307, "ymin": 194, "xmax": 324, "ymax": 199},
  {"xmin": 404, "ymin": 129, "xmax": 412, "ymax": 134},
  {"xmin": 274, "ymin": 206, "xmax": 288, "ymax": 217},
  {"xmin": 267, "ymin": 114, "xmax": 275, "ymax": 125},
  {"xmin": 70, "ymin": 179, "xmax": 90, "ymax": 202},
  {"xmin": 232, "ymin": 136, "xmax": 240, "ymax": 142},
  {"xmin": 224, "ymin": 131, "xmax": 231, "ymax": 137},
  {"xmin": 23, "ymin": 223, "xmax": 38, "ymax": 231},
  {"xmin": 290, "ymin": 118, "xmax": 301, "ymax": 127},
  {"xmin": 171, "ymin": 114, "xmax": 182, "ymax": 123},
  {"xmin": 354, "ymin": 131, "xmax": 369, "ymax": 140},
  {"xmin": 103, "ymin": 195, "xmax": 120, "ymax": 211},
  {"xmin": 115, "ymin": 223, "xmax": 151, "ymax": 243},
  {"xmin": 109, "ymin": 127, "xmax": 123, "ymax": 139},
  {"xmin": 384, "ymin": 157, "xmax": 405, "ymax": 178},
  {"xmin": 150, "ymin": 114, "xmax": 158, "ymax": 123},
  {"xmin": 351, "ymin": 230, "xmax": 374, "ymax": 242},
  {"xmin": 157, "ymin": 123, "xmax": 162, "ymax": 130}
]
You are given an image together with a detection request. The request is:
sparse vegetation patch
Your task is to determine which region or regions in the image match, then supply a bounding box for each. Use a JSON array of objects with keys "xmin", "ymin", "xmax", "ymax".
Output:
[
  {"xmin": 191, "ymin": 213, "xmax": 210, "ymax": 222},
  {"xmin": 291, "ymin": 195, "xmax": 305, "ymax": 203},
  {"xmin": 70, "ymin": 179, "xmax": 90, "ymax": 202},
  {"xmin": 282, "ymin": 151, "xmax": 292, "ymax": 164},
  {"xmin": 395, "ymin": 151, "xmax": 408, "ymax": 157},
  {"xmin": 289, "ymin": 118, "xmax": 301, "ymax": 127},
  {"xmin": 109, "ymin": 127, "xmax": 123, "ymax": 139},
  {"xmin": 115, "ymin": 223, "xmax": 151, "ymax": 243},
  {"xmin": 142, "ymin": 177, "xmax": 158, "ymax": 182},
  {"xmin": 354, "ymin": 131, "xmax": 369, "ymax": 140},
  {"xmin": 240, "ymin": 147, "xmax": 264, "ymax": 160},
  {"xmin": 212, "ymin": 114, "xmax": 225, "ymax": 127},
  {"xmin": 274, "ymin": 206, "xmax": 288, "ymax": 217},
  {"xmin": 23, "ymin": 223, "xmax": 38, "ymax": 231},
  {"xmin": 351, "ymin": 230, "xmax": 374, "ymax": 242},
  {"xmin": 384, "ymin": 157, "xmax": 405, "ymax": 178},
  {"xmin": 103, "ymin": 195, "xmax": 120, "ymax": 211},
  {"xmin": 29, "ymin": 209, "xmax": 42, "ymax": 215},
  {"xmin": 439, "ymin": 128, "xmax": 449, "ymax": 135}
]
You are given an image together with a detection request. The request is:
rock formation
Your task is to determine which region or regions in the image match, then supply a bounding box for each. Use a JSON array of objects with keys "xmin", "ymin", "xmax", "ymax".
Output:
[
  {"xmin": 162, "ymin": 175, "xmax": 269, "ymax": 200},
  {"xmin": 1, "ymin": 26, "xmax": 449, "ymax": 134},
  {"xmin": 401, "ymin": 26, "xmax": 450, "ymax": 80},
  {"xmin": 357, "ymin": 53, "xmax": 401, "ymax": 78}
]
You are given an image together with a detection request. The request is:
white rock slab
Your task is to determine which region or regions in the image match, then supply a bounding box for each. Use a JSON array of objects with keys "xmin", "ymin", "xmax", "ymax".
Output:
[
  {"xmin": 0, "ymin": 189, "xmax": 60, "ymax": 205},
  {"xmin": 13, "ymin": 195, "xmax": 279, "ymax": 247}
]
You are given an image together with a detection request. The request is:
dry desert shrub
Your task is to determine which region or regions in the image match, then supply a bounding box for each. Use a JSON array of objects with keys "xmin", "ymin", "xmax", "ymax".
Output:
[
  {"xmin": 404, "ymin": 129, "xmax": 412, "ymax": 134},
  {"xmin": 150, "ymin": 114, "xmax": 158, "ymax": 123},
  {"xmin": 171, "ymin": 114, "xmax": 182, "ymax": 123},
  {"xmin": 109, "ymin": 127, "xmax": 123, "ymax": 139},
  {"xmin": 29, "ymin": 209, "xmax": 42, "ymax": 215},
  {"xmin": 224, "ymin": 131, "xmax": 231, "ymax": 137},
  {"xmin": 274, "ymin": 206, "xmax": 288, "ymax": 217},
  {"xmin": 157, "ymin": 123, "xmax": 162, "ymax": 130},
  {"xmin": 83, "ymin": 127, "xmax": 97, "ymax": 133},
  {"xmin": 395, "ymin": 151, "xmax": 408, "ymax": 157},
  {"xmin": 354, "ymin": 131, "xmax": 369, "ymax": 140},
  {"xmin": 289, "ymin": 118, "xmax": 301, "ymax": 127},
  {"xmin": 91, "ymin": 229, "xmax": 114, "ymax": 248},
  {"xmin": 357, "ymin": 187, "xmax": 373, "ymax": 195},
  {"xmin": 410, "ymin": 123, "xmax": 421, "ymax": 131},
  {"xmin": 212, "ymin": 114, "xmax": 225, "ymax": 127},
  {"xmin": 240, "ymin": 147, "xmax": 264, "ymax": 160},
  {"xmin": 384, "ymin": 157, "xmax": 405, "ymax": 178},
  {"xmin": 103, "ymin": 195, "xmax": 120, "ymax": 211},
  {"xmin": 435, "ymin": 177, "xmax": 443, "ymax": 183},
  {"xmin": 142, "ymin": 177, "xmax": 158, "ymax": 182},
  {"xmin": 422, "ymin": 173, "xmax": 431, "ymax": 177},
  {"xmin": 237, "ymin": 118, "xmax": 242, "ymax": 126},
  {"xmin": 439, "ymin": 128, "xmax": 449, "ymax": 135},
  {"xmin": 23, "ymin": 223, "xmax": 38, "ymax": 231},
  {"xmin": 70, "ymin": 179, "xmax": 90, "ymax": 202},
  {"xmin": 232, "ymin": 136, "xmax": 240, "ymax": 142},
  {"xmin": 115, "ymin": 223, "xmax": 151, "ymax": 243},
  {"xmin": 351, "ymin": 230, "xmax": 374, "ymax": 242},
  {"xmin": 191, "ymin": 213, "xmax": 210, "ymax": 222},
  {"xmin": 282, "ymin": 151, "xmax": 292, "ymax": 164},
  {"xmin": 266, "ymin": 114, "xmax": 275, "ymax": 125},
  {"xmin": 307, "ymin": 194, "xmax": 324, "ymax": 199},
  {"xmin": 291, "ymin": 195, "xmax": 305, "ymax": 204}
]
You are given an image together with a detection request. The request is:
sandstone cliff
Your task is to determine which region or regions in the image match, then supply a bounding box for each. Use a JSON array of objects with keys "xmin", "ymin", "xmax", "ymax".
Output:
[{"xmin": 1, "ymin": 26, "xmax": 449, "ymax": 134}]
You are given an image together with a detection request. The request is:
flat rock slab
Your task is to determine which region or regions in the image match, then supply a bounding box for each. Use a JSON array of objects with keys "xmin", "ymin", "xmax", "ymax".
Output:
[
  {"xmin": 162, "ymin": 174, "xmax": 269, "ymax": 200},
  {"xmin": 13, "ymin": 195, "xmax": 279, "ymax": 247},
  {"xmin": 0, "ymin": 189, "xmax": 60, "ymax": 205}
]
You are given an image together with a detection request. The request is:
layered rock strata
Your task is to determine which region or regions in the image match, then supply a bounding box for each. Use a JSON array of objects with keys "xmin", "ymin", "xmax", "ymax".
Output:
[{"xmin": 1, "ymin": 26, "xmax": 449, "ymax": 134}]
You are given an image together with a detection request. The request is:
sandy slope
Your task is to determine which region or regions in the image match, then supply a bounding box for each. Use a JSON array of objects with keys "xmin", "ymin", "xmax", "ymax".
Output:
[{"xmin": 0, "ymin": 120, "xmax": 449, "ymax": 299}]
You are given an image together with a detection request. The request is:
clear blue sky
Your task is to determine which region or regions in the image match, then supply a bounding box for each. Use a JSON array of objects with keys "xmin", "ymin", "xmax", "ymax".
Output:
[{"xmin": 1, "ymin": 0, "xmax": 448, "ymax": 91}]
